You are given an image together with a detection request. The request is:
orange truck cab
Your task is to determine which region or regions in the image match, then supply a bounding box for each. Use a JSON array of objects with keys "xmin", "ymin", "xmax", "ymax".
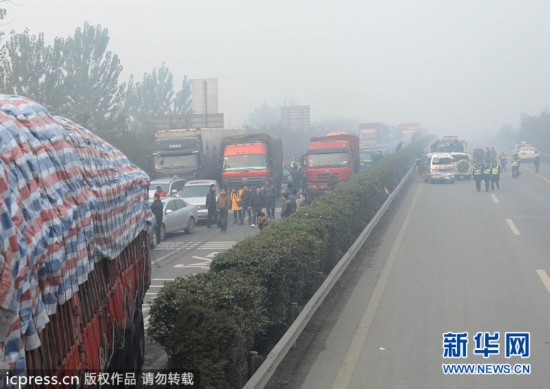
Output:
[
  {"xmin": 303, "ymin": 133, "xmax": 359, "ymax": 196},
  {"xmin": 220, "ymin": 134, "xmax": 283, "ymax": 191}
]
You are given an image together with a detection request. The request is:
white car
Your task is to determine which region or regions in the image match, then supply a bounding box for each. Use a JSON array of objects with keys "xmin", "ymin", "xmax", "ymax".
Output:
[
  {"xmin": 426, "ymin": 152, "xmax": 455, "ymax": 183},
  {"xmin": 518, "ymin": 146, "xmax": 538, "ymax": 161},
  {"xmin": 148, "ymin": 178, "xmax": 187, "ymax": 200},
  {"xmin": 450, "ymin": 152, "xmax": 473, "ymax": 179},
  {"xmin": 156, "ymin": 197, "xmax": 198, "ymax": 241},
  {"xmin": 177, "ymin": 180, "xmax": 220, "ymax": 221}
]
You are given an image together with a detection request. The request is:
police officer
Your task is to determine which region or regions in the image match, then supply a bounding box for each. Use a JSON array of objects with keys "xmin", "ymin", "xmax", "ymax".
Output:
[
  {"xmin": 482, "ymin": 162, "xmax": 491, "ymax": 192},
  {"xmin": 472, "ymin": 161, "xmax": 483, "ymax": 192},
  {"xmin": 490, "ymin": 161, "xmax": 500, "ymax": 190},
  {"xmin": 511, "ymin": 154, "xmax": 520, "ymax": 178}
]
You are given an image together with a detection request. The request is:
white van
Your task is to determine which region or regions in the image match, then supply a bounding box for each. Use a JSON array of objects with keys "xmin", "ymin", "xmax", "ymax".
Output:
[{"xmin": 426, "ymin": 153, "xmax": 455, "ymax": 183}]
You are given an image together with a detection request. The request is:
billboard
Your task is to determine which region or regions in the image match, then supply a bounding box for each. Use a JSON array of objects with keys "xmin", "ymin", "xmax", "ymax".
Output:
[
  {"xmin": 281, "ymin": 105, "xmax": 310, "ymax": 132},
  {"xmin": 191, "ymin": 78, "xmax": 219, "ymax": 115}
]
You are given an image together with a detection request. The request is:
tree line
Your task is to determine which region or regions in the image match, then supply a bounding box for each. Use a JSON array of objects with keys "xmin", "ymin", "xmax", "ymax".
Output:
[{"xmin": 0, "ymin": 19, "xmax": 191, "ymax": 170}]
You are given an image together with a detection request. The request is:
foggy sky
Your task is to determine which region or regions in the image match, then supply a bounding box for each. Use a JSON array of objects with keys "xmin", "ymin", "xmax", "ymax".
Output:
[{"xmin": 4, "ymin": 0, "xmax": 550, "ymax": 138}]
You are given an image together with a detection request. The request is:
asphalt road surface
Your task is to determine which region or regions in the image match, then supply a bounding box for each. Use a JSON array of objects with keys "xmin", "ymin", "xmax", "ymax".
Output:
[{"xmin": 271, "ymin": 161, "xmax": 550, "ymax": 389}]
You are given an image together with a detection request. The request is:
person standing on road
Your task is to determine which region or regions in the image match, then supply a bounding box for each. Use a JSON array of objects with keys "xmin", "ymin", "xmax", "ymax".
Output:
[
  {"xmin": 240, "ymin": 185, "xmax": 252, "ymax": 225},
  {"xmin": 257, "ymin": 211, "xmax": 270, "ymax": 231},
  {"xmin": 151, "ymin": 193, "xmax": 164, "ymax": 242},
  {"xmin": 250, "ymin": 186, "xmax": 264, "ymax": 227},
  {"xmin": 216, "ymin": 188, "xmax": 231, "ymax": 232},
  {"xmin": 490, "ymin": 147, "xmax": 497, "ymax": 163},
  {"xmin": 534, "ymin": 151, "xmax": 541, "ymax": 173},
  {"xmin": 472, "ymin": 161, "xmax": 483, "ymax": 192},
  {"xmin": 482, "ymin": 162, "xmax": 491, "ymax": 192},
  {"xmin": 511, "ymin": 154, "xmax": 521, "ymax": 178},
  {"xmin": 205, "ymin": 184, "xmax": 218, "ymax": 228},
  {"xmin": 230, "ymin": 187, "xmax": 242, "ymax": 224},
  {"xmin": 154, "ymin": 186, "xmax": 167, "ymax": 198},
  {"xmin": 490, "ymin": 161, "xmax": 501, "ymax": 190},
  {"xmin": 263, "ymin": 180, "xmax": 277, "ymax": 220}
]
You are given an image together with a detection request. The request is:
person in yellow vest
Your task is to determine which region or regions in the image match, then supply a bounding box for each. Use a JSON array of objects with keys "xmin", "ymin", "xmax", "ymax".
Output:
[
  {"xmin": 472, "ymin": 161, "xmax": 483, "ymax": 192},
  {"xmin": 511, "ymin": 154, "xmax": 521, "ymax": 178},
  {"xmin": 490, "ymin": 161, "xmax": 501, "ymax": 190},
  {"xmin": 230, "ymin": 187, "xmax": 243, "ymax": 224},
  {"xmin": 482, "ymin": 162, "xmax": 492, "ymax": 192}
]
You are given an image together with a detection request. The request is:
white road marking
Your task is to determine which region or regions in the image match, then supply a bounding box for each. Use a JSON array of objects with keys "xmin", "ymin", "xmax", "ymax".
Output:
[
  {"xmin": 149, "ymin": 285, "xmax": 164, "ymax": 288},
  {"xmin": 536, "ymin": 270, "xmax": 550, "ymax": 294},
  {"xmin": 145, "ymin": 292, "xmax": 157, "ymax": 296},
  {"xmin": 152, "ymin": 278, "xmax": 174, "ymax": 281},
  {"xmin": 491, "ymin": 194, "xmax": 500, "ymax": 204},
  {"xmin": 506, "ymin": 219, "xmax": 521, "ymax": 235},
  {"xmin": 332, "ymin": 184, "xmax": 423, "ymax": 389}
]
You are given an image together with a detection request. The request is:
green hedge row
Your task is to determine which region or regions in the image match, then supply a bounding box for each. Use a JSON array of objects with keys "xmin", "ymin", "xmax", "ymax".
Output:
[{"xmin": 148, "ymin": 139, "xmax": 429, "ymax": 388}]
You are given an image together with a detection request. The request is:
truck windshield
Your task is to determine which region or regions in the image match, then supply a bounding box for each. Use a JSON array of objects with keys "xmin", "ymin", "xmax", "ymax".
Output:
[
  {"xmin": 223, "ymin": 154, "xmax": 266, "ymax": 170},
  {"xmin": 307, "ymin": 153, "xmax": 349, "ymax": 168},
  {"xmin": 154, "ymin": 154, "xmax": 198, "ymax": 169}
]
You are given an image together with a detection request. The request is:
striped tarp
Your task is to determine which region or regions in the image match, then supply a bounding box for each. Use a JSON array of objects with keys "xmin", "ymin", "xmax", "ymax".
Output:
[{"xmin": 0, "ymin": 95, "xmax": 151, "ymax": 373}]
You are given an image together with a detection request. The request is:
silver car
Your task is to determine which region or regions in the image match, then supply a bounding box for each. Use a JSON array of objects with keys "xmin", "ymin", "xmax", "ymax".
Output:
[
  {"xmin": 157, "ymin": 197, "xmax": 198, "ymax": 240},
  {"xmin": 178, "ymin": 180, "xmax": 220, "ymax": 221}
]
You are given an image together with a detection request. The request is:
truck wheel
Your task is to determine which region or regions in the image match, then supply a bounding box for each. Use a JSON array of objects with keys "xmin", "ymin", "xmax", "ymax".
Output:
[
  {"xmin": 185, "ymin": 218, "xmax": 195, "ymax": 234},
  {"xmin": 160, "ymin": 224, "xmax": 166, "ymax": 241},
  {"xmin": 134, "ymin": 309, "xmax": 145, "ymax": 368}
]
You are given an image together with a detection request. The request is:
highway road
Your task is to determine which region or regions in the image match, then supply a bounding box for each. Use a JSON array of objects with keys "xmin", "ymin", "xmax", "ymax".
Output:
[{"xmin": 270, "ymin": 160, "xmax": 550, "ymax": 388}]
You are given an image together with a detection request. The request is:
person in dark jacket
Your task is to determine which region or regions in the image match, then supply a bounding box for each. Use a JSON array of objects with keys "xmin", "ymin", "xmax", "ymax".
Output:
[
  {"xmin": 240, "ymin": 185, "xmax": 252, "ymax": 225},
  {"xmin": 263, "ymin": 180, "xmax": 277, "ymax": 219},
  {"xmin": 250, "ymin": 186, "xmax": 264, "ymax": 227},
  {"xmin": 205, "ymin": 184, "xmax": 218, "ymax": 228},
  {"xmin": 216, "ymin": 188, "xmax": 232, "ymax": 232},
  {"xmin": 534, "ymin": 151, "xmax": 541, "ymax": 173},
  {"xmin": 280, "ymin": 193, "xmax": 293, "ymax": 218},
  {"xmin": 482, "ymin": 162, "xmax": 491, "ymax": 192},
  {"xmin": 150, "ymin": 193, "xmax": 164, "ymax": 242}
]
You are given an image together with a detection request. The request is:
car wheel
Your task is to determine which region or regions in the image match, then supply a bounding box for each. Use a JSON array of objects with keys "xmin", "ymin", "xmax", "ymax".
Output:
[
  {"xmin": 185, "ymin": 217, "xmax": 195, "ymax": 234},
  {"xmin": 160, "ymin": 224, "xmax": 166, "ymax": 241},
  {"xmin": 150, "ymin": 231, "xmax": 157, "ymax": 249}
]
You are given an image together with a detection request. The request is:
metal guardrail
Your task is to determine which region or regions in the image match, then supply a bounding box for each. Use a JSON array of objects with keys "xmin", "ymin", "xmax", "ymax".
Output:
[{"xmin": 243, "ymin": 167, "xmax": 414, "ymax": 388}]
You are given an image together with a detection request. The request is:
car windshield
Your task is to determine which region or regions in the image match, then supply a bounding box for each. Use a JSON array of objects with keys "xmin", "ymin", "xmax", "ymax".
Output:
[
  {"xmin": 520, "ymin": 147, "xmax": 535, "ymax": 152},
  {"xmin": 154, "ymin": 154, "xmax": 199, "ymax": 169},
  {"xmin": 181, "ymin": 185, "xmax": 211, "ymax": 198},
  {"xmin": 307, "ymin": 153, "xmax": 349, "ymax": 168}
]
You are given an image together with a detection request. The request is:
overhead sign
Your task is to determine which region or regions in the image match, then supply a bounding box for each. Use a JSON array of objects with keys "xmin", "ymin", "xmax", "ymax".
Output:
[{"xmin": 281, "ymin": 105, "xmax": 310, "ymax": 132}]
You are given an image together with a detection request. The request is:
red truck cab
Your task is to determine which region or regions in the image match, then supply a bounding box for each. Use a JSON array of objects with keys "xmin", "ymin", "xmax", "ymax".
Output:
[
  {"xmin": 221, "ymin": 142, "xmax": 271, "ymax": 189},
  {"xmin": 304, "ymin": 134, "xmax": 359, "ymax": 196}
]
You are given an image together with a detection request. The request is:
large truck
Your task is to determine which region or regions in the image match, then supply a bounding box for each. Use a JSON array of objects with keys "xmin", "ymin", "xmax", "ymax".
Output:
[
  {"xmin": 150, "ymin": 127, "xmax": 247, "ymax": 180},
  {"xmin": 303, "ymin": 133, "xmax": 360, "ymax": 196},
  {"xmin": 219, "ymin": 133, "xmax": 283, "ymax": 191},
  {"xmin": 397, "ymin": 123, "xmax": 422, "ymax": 144},
  {"xmin": 358, "ymin": 122, "xmax": 386, "ymax": 147},
  {"xmin": 0, "ymin": 95, "xmax": 151, "ymax": 383}
]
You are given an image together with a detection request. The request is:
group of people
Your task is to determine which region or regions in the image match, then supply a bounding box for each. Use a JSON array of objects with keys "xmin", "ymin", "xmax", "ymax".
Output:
[
  {"xmin": 472, "ymin": 160, "xmax": 502, "ymax": 192},
  {"xmin": 205, "ymin": 180, "xmax": 312, "ymax": 233}
]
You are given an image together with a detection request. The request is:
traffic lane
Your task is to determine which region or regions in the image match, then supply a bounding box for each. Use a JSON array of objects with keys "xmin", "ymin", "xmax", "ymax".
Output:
[
  {"xmin": 347, "ymin": 179, "xmax": 550, "ymax": 388},
  {"xmin": 288, "ymin": 178, "xmax": 550, "ymax": 388}
]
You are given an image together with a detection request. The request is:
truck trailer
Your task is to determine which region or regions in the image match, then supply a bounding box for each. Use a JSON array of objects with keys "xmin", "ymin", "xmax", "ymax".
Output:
[
  {"xmin": 0, "ymin": 95, "xmax": 151, "ymax": 383},
  {"xmin": 151, "ymin": 128, "xmax": 247, "ymax": 180},
  {"xmin": 303, "ymin": 132, "xmax": 360, "ymax": 196}
]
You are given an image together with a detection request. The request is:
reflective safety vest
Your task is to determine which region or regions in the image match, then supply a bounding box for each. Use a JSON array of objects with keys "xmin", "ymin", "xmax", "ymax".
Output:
[
  {"xmin": 482, "ymin": 166, "xmax": 491, "ymax": 175},
  {"xmin": 472, "ymin": 167, "xmax": 482, "ymax": 175},
  {"xmin": 491, "ymin": 166, "xmax": 500, "ymax": 175},
  {"xmin": 511, "ymin": 159, "xmax": 519, "ymax": 167}
]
